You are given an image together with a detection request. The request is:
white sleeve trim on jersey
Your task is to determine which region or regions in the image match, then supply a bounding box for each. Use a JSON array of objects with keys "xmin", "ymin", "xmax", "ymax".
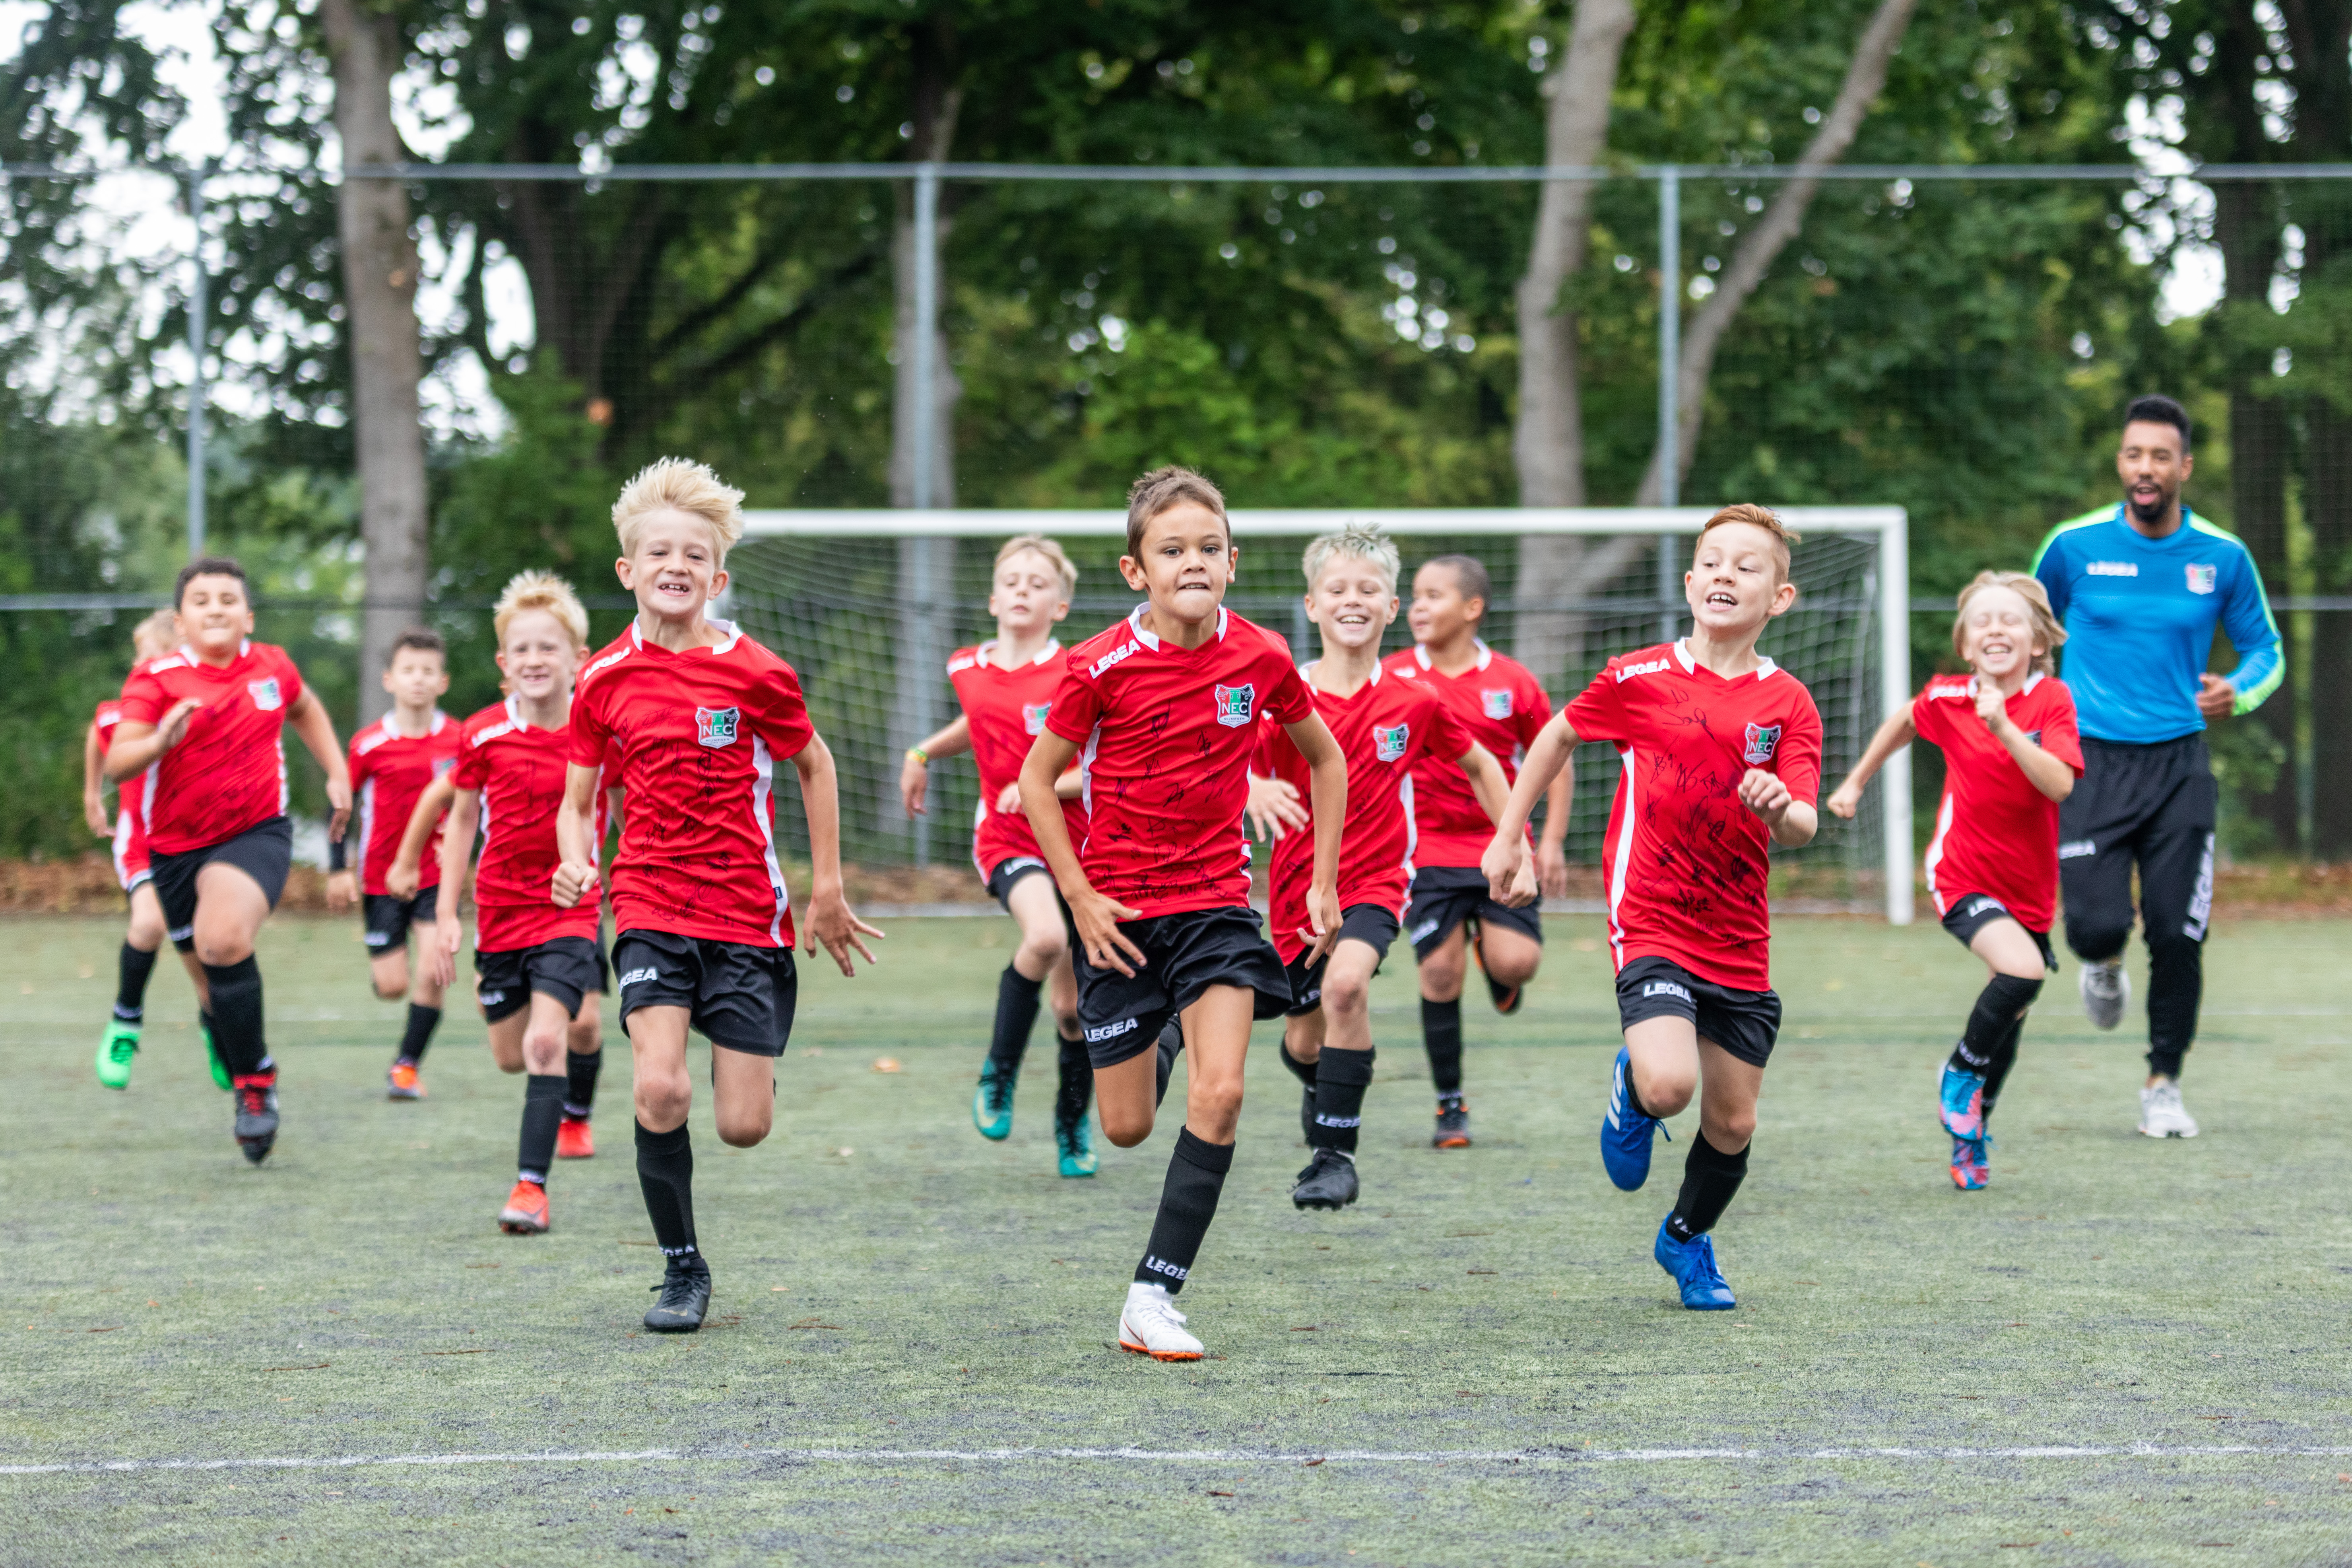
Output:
[{"xmin": 1607, "ymin": 747, "xmax": 1639, "ymax": 969}]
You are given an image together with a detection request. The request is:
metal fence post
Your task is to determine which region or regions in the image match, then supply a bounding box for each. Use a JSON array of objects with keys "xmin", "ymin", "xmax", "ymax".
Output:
[
  {"xmin": 901, "ymin": 161, "xmax": 944, "ymax": 867},
  {"xmin": 1655, "ymin": 165, "xmax": 1679, "ymax": 508},
  {"xmin": 186, "ymin": 164, "xmax": 210, "ymax": 560}
]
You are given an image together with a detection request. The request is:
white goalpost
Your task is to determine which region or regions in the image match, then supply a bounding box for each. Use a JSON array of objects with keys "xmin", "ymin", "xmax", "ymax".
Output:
[{"xmin": 730, "ymin": 506, "xmax": 1913, "ymax": 925}]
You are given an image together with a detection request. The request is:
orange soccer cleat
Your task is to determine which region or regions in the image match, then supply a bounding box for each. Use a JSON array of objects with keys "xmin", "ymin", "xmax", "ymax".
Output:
[
  {"xmin": 555, "ymin": 1116, "xmax": 595, "ymax": 1160},
  {"xmin": 387, "ymin": 1060, "xmax": 425, "ymax": 1100},
  {"xmin": 498, "ymin": 1179, "xmax": 550, "ymax": 1234}
]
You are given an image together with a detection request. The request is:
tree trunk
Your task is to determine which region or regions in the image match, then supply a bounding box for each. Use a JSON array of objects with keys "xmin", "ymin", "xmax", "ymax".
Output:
[
  {"xmin": 1635, "ymin": 0, "xmax": 1919, "ymax": 505},
  {"xmin": 322, "ymin": 0, "xmax": 429, "ymax": 727},
  {"xmin": 1510, "ymin": 0, "xmax": 1639, "ymax": 693}
]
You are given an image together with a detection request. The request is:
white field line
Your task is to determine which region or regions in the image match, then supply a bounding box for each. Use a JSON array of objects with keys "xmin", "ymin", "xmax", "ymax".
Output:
[{"xmin": 6, "ymin": 1443, "xmax": 2352, "ymax": 1478}]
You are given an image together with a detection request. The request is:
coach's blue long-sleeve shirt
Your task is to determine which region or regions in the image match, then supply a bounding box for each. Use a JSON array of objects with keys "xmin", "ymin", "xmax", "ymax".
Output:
[{"xmin": 2032, "ymin": 504, "xmax": 2282, "ymax": 744}]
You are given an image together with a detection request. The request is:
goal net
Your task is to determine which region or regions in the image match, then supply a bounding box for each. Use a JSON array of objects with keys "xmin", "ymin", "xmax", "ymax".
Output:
[{"xmin": 723, "ymin": 507, "xmax": 1913, "ymax": 922}]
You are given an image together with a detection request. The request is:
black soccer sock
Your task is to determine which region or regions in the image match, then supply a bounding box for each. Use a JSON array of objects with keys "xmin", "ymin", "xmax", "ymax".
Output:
[
  {"xmin": 1665, "ymin": 1130, "xmax": 1751, "ymax": 1241},
  {"xmin": 1949, "ymin": 974, "xmax": 2042, "ymax": 1074},
  {"xmin": 989, "ymin": 964, "xmax": 1044, "ymax": 1074},
  {"xmin": 396, "ymin": 1002, "xmax": 442, "ymax": 1066},
  {"xmin": 565, "ymin": 1048, "xmax": 602, "ymax": 1120},
  {"xmin": 202, "ymin": 956, "xmax": 270, "ymax": 1079},
  {"xmin": 1981, "ymin": 1014, "xmax": 2027, "ymax": 1112},
  {"xmin": 1277, "ymin": 1039, "xmax": 1319, "ymax": 1089},
  {"xmin": 1154, "ymin": 1018, "xmax": 1183, "ymax": 1108},
  {"xmin": 517, "ymin": 1074, "xmax": 565, "ymax": 1186},
  {"xmin": 1054, "ymin": 1030, "xmax": 1092, "ymax": 1128},
  {"xmin": 1134, "ymin": 1127, "xmax": 1234, "ymax": 1295},
  {"xmin": 1309, "ymin": 1046, "xmax": 1375, "ymax": 1155},
  {"xmin": 1421, "ymin": 996, "xmax": 1464, "ymax": 1102},
  {"xmin": 634, "ymin": 1120, "xmax": 699, "ymax": 1261},
  {"xmin": 113, "ymin": 943, "xmax": 158, "ymax": 1025}
]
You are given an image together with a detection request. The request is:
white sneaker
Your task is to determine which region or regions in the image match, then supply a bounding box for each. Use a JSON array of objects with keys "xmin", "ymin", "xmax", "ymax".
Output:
[
  {"xmin": 2139, "ymin": 1079, "xmax": 2200, "ymax": 1139},
  {"xmin": 1118, "ymin": 1281, "xmax": 1204, "ymax": 1361},
  {"xmin": 2080, "ymin": 960, "xmax": 2129, "ymax": 1031}
]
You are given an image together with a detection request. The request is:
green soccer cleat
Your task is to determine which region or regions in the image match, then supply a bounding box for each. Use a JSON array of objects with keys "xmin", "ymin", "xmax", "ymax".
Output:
[
  {"xmin": 972, "ymin": 1060, "xmax": 1017, "ymax": 1141},
  {"xmin": 1055, "ymin": 1108, "xmax": 1098, "ymax": 1178},
  {"xmin": 95, "ymin": 1021, "xmax": 140, "ymax": 1091},
  {"xmin": 201, "ymin": 1018, "xmax": 230, "ymax": 1093}
]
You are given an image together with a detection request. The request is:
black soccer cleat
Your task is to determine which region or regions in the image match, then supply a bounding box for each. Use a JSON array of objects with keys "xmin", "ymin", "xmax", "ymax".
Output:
[
  {"xmin": 1432, "ymin": 1099, "xmax": 1472, "ymax": 1149},
  {"xmin": 233, "ymin": 1077, "xmax": 279, "ymax": 1164},
  {"xmin": 644, "ymin": 1259, "xmax": 711, "ymax": 1333},
  {"xmin": 1291, "ymin": 1147, "xmax": 1360, "ymax": 1210},
  {"xmin": 1486, "ymin": 974, "xmax": 1523, "ymax": 1016}
]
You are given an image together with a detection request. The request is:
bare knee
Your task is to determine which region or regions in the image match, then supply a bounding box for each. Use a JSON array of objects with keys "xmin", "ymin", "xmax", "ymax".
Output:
[
  {"xmin": 521, "ymin": 1028, "xmax": 566, "ymax": 1077},
  {"xmin": 192, "ymin": 937, "xmax": 251, "ymax": 968},
  {"xmin": 1322, "ymin": 973, "xmax": 1370, "ymax": 1020},
  {"xmin": 1419, "ymin": 950, "xmax": 1466, "ymax": 999},
  {"xmin": 373, "ymin": 979, "xmax": 406, "ymax": 1002},
  {"xmin": 714, "ymin": 1108, "xmax": 771, "ymax": 1148},
  {"xmin": 1101, "ymin": 1108, "xmax": 1153, "ymax": 1148},
  {"xmin": 635, "ymin": 1072, "xmax": 692, "ymax": 1130},
  {"xmin": 1705, "ymin": 1109, "xmax": 1757, "ymax": 1151},
  {"xmin": 1017, "ymin": 929, "xmax": 1068, "ymax": 978},
  {"xmin": 1636, "ymin": 1067, "xmax": 1696, "ymax": 1119}
]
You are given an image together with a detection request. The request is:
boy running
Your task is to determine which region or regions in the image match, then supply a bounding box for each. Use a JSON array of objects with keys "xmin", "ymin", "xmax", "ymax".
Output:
[
  {"xmin": 105, "ymin": 556, "xmax": 352, "ymax": 1163},
  {"xmin": 1829, "ymin": 571, "xmax": 2082, "ymax": 1189},
  {"xmin": 1259, "ymin": 524, "xmax": 1519, "ymax": 1211},
  {"xmin": 554, "ymin": 459, "xmax": 882, "ymax": 1334},
  {"xmin": 326, "ymin": 629, "xmax": 461, "ymax": 1100},
  {"xmin": 414, "ymin": 573, "xmax": 612, "ymax": 1235},
  {"xmin": 1384, "ymin": 555, "xmax": 1569, "ymax": 1147},
  {"xmin": 1017, "ymin": 466, "xmax": 1345, "ymax": 1361},
  {"xmin": 1481, "ymin": 505, "xmax": 1821, "ymax": 1311},
  {"xmin": 899, "ymin": 534, "xmax": 1097, "ymax": 1177},
  {"xmin": 87, "ymin": 609, "xmax": 218, "ymax": 1091}
]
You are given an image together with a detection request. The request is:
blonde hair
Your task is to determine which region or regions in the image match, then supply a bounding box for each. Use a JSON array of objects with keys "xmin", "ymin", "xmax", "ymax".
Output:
[
  {"xmin": 493, "ymin": 570, "xmax": 590, "ymax": 649},
  {"xmin": 1125, "ymin": 465, "xmax": 1228, "ymax": 557},
  {"xmin": 1953, "ymin": 570, "xmax": 2065, "ymax": 675},
  {"xmin": 994, "ymin": 534, "xmax": 1078, "ymax": 599},
  {"xmin": 1302, "ymin": 522, "xmax": 1400, "ymax": 593},
  {"xmin": 1696, "ymin": 503, "xmax": 1799, "ymax": 585},
  {"xmin": 612, "ymin": 457, "xmax": 745, "ymax": 564},
  {"xmin": 132, "ymin": 607, "xmax": 179, "ymax": 658}
]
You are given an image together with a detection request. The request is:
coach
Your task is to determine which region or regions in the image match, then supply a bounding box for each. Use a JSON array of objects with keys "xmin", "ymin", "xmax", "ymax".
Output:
[{"xmin": 2032, "ymin": 395, "xmax": 2280, "ymax": 1139}]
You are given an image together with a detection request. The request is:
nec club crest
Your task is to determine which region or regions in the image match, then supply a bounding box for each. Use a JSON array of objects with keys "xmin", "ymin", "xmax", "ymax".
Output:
[
  {"xmin": 1481, "ymin": 688, "xmax": 1513, "ymax": 720},
  {"xmin": 2185, "ymin": 563, "xmax": 2218, "ymax": 595},
  {"xmin": 696, "ymin": 706, "xmax": 741, "ymax": 747},
  {"xmin": 1373, "ymin": 723, "xmax": 1410, "ymax": 762},
  {"xmin": 1023, "ymin": 702, "xmax": 1052, "ymax": 736},
  {"xmin": 246, "ymin": 677, "xmax": 282, "ymax": 711},
  {"xmin": 1213, "ymin": 683, "xmax": 1256, "ymax": 727},
  {"xmin": 1743, "ymin": 721, "xmax": 1783, "ymax": 765}
]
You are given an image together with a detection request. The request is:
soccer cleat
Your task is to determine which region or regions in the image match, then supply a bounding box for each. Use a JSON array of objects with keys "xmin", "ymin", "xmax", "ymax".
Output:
[
  {"xmin": 1291, "ymin": 1147, "xmax": 1360, "ymax": 1211},
  {"xmin": 499, "ymin": 1179, "xmax": 551, "ymax": 1234},
  {"xmin": 972, "ymin": 1060, "xmax": 1016, "ymax": 1141},
  {"xmin": 386, "ymin": 1059, "xmax": 425, "ymax": 1100},
  {"xmin": 1118, "ymin": 1281, "xmax": 1203, "ymax": 1361},
  {"xmin": 556, "ymin": 1116, "xmax": 596, "ymax": 1160},
  {"xmin": 232, "ymin": 1074, "xmax": 279, "ymax": 1164},
  {"xmin": 1471, "ymin": 931, "xmax": 1523, "ymax": 1015},
  {"xmin": 201, "ymin": 1019, "xmax": 229, "ymax": 1093},
  {"xmin": 1601, "ymin": 1047, "xmax": 1667, "ymax": 1191},
  {"xmin": 95, "ymin": 1021, "xmax": 140, "ymax": 1091},
  {"xmin": 1937, "ymin": 1060, "xmax": 1987, "ymax": 1140},
  {"xmin": 1653, "ymin": 1219, "xmax": 1737, "ymax": 1310},
  {"xmin": 1949, "ymin": 1133, "xmax": 1990, "ymax": 1190},
  {"xmin": 2139, "ymin": 1079, "xmax": 2200, "ymax": 1139},
  {"xmin": 644, "ymin": 1258, "xmax": 711, "ymax": 1333},
  {"xmin": 2080, "ymin": 959, "xmax": 2129, "ymax": 1032},
  {"xmin": 1432, "ymin": 1100, "xmax": 1472, "ymax": 1149},
  {"xmin": 1055, "ymin": 1109, "xmax": 1098, "ymax": 1178}
]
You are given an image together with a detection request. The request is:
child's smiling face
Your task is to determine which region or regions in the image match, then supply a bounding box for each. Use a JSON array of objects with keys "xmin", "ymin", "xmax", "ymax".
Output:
[{"xmin": 1685, "ymin": 522, "xmax": 1795, "ymax": 636}]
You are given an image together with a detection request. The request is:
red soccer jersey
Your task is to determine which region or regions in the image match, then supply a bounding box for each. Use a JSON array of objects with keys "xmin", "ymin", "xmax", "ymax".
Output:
[
  {"xmin": 454, "ymin": 697, "xmax": 604, "ymax": 952},
  {"xmin": 347, "ymin": 710, "xmax": 462, "ymax": 895},
  {"xmin": 1565, "ymin": 640, "xmax": 1824, "ymax": 992},
  {"xmin": 1258, "ymin": 662, "xmax": 1473, "ymax": 964},
  {"xmin": 1382, "ymin": 641, "xmax": 1552, "ymax": 868},
  {"xmin": 571, "ymin": 620, "xmax": 817, "ymax": 949},
  {"xmin": 118, "ymin": 641, "xmax": 305, "ymax": 856},
  {"xmin": 947, "ymin": 639, "xmax": 1090, "ymax": 880},
  {"xmin": 1915, "ymin": 672, "xmax": 2084, "ymax": 933},
  {"xmin": 93, "ymin": 699, "xmax": 150, "ymax": 883},
  {"xmin": 1045, "ymin": 605, "xmax": 1314, "ymax": 920}
]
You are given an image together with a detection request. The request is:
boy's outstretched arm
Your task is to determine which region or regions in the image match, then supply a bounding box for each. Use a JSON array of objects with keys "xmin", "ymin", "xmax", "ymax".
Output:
[
  {"xmin": 1457, "ymin": 741, "xmax": 1535, "ymax": 903},
  {"xmin": 427, "ymin": 788, "xmax": 481, "ymax": 989},
  {"xmin": 1020, "ymin": 729, "xmax": 1145, "ymax": 977},
  {"xmin": 1826, "ymin": 708, "xmax": 1915, "ymax": 819},
  {"xmin": 386, "ymin": 774, "xmax": 457, "ymax": 898},
  {"xmin": 791, "ymin": 732, "xmax": 884, "ymax": 976},
  {"xmin": 1482, "ymin": 714, "xmax": 1577, "ymax": 901},
  {"xmin": 1280, "ymin": 711, "xmax": 1347, "ymax": 963},
  {"xmin": 1739, "ymin": 770, "xmax": 1818, "ymax": 847}
]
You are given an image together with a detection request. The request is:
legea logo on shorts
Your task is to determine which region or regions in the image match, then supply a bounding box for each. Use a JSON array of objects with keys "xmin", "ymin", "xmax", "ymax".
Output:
[
  {"xmin": 1085, "ymin": 1017, "xmax": 1139, "ymax": 1044},
  {"xmin": 695, "ymin": 706, "xmax": 740, "ymax": 747},
  {"xmin": 1743, "ymin": 721, "xmax": 1782, "ymax": 764},
  {"xmin": 1642, "ymin": 980, "xmax": 1693, "ymax": 1003},
  {"xmin": 477, "ymin": 988, "xmax": 506, "ymax": 1006},
  {"xmin": 1373, "ymin": 723, "xmax": 1409, "ymax": 762},
  {"xmin": 2058, "ymin": 839, "xmax": 2097, "ymax": 860},
  {"xmin": 1023, "ymin": 702, "xmax": 1051, "ymax": 736},
  {"xmin": 247, "ymin": 677, "xmax": 282, "ymax": 711},
  {"xmin": 618, "ymin": 966, "xmax": 660, "ymax": 989},
  {"xmin": 1213, "ymin": 683, "xmax": 1256, "ymax": 727},
  {"xmin": 1966, "ymin": 896, "xmax": 2007, "ymax": 918}
]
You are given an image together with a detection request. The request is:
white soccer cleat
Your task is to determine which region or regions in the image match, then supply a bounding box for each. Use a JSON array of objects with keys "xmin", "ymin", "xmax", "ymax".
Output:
[
  {"xmin": 1118, "ymin": 1282, "xmax": 1204, "ymax": 1362},
  {"xmin": 2080, "ymin": 960, "xmax": 2129, "ymax": 1031},
  {"xmin": 2139, "ymin": 1080, "xmax": 2199, "ymax": 1139}
]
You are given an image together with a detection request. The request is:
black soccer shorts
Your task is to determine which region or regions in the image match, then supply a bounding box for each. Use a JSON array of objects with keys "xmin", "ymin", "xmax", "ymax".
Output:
[
  {"xmin": 613, "ymin": 929, "xmax": 799, "ymax": 1057},
  {"xmin": 475, "ymin": 935, "xmax": 606, "ymax": 1024},
  {"xmin": 1071, "ymin": 906, "xmax": 1292, "ymax": 1069},
  {"xmin": 1282, "ymin": 903, "xmax": 1401, "ymax": 1017},
  {"xmin": 985, "ymin": 856, "xmax": 1079, "ymax": 940},
  {"xmin": 1938, "ymin": 893, "xmax": 2058, "ymax": 973},
  {"xmin": 362, "ymin": 887, "xmax": 439, "ymax": 956},
  {"xmin": 1402, "ymin": 864, "xmax": 1544, "ymax": 962},
  {"xmin": 149, "ymin": 815, "xmax": 293, "ymax": 954},
  {"xmin": 1614, "ymin": 955, "xmax": 1783, "ymax": 1069}
]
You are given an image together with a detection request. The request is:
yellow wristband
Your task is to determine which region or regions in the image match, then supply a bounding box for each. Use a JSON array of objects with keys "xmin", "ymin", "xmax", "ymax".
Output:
[{"xmin": 906, "ymin": 747, "xmax": 929, "ymax": 766}]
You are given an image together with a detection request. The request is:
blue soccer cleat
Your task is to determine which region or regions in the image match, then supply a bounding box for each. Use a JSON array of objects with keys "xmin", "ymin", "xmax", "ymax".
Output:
[
  {"xmin": 1601, "ymin": 1047, "xmax": 1667, "ymax": 1191},
  {"xmin": 971, "ymin": 1061, "xmax": 1016, "ymax": 1141},
  {"xmin": 1938, "ymin": 1059, "xmax": 1987, "ymax": 1140},
  {"xmin": 1948, "ymin": 1133, "xmax": 1990, "ymax": 1190},
  {"xmin": 1653, "ymin": 1219, "xmax": 1737, "ymax": 1310}
]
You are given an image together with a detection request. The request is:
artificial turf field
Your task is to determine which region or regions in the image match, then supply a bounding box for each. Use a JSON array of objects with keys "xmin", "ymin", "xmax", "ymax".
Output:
[{"xmin": 3, "ymin": 912, "xmax": 2349, "ymax": 1566}]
